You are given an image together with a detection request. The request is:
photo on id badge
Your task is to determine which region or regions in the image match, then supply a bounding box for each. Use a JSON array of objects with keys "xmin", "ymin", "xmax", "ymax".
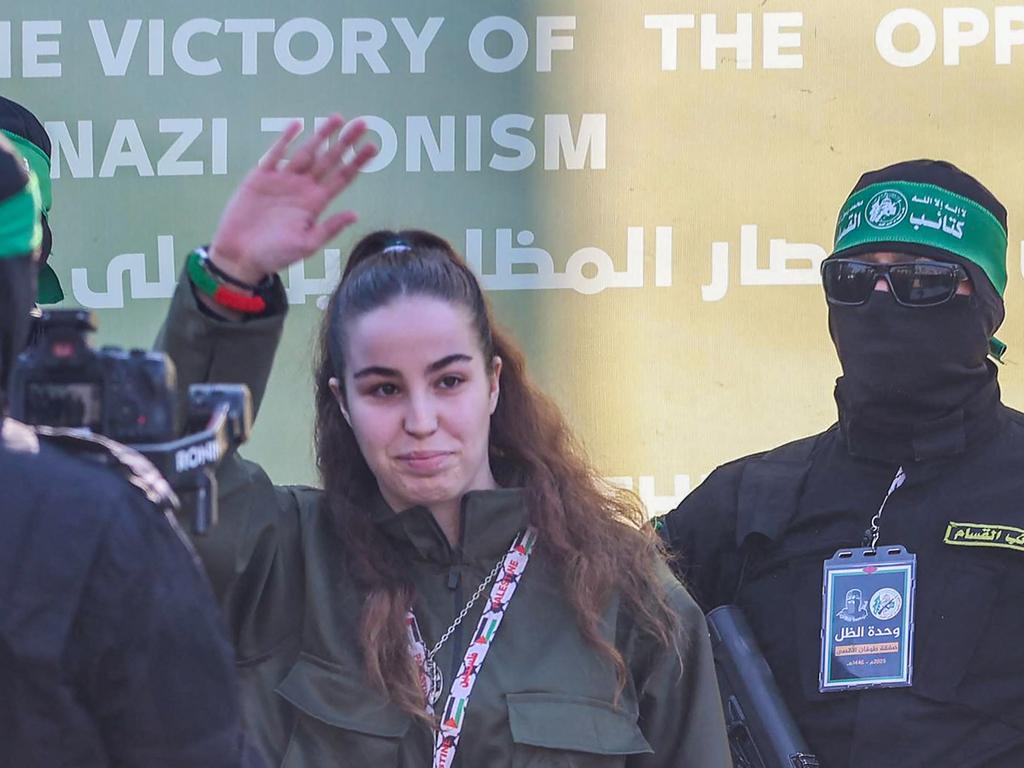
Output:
[{"xmin": 820, "ymin": 546, "xmax": 916, "ymax": 692}]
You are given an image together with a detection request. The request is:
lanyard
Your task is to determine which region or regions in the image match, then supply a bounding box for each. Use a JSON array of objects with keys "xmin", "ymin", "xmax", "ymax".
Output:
[
  {"xmin": 406, "ymin": 526, "xmax": 538, "ymax": 768},
  {"xmin": 862, "ymin": 466, "xmax": 906, "ymax": 550}
]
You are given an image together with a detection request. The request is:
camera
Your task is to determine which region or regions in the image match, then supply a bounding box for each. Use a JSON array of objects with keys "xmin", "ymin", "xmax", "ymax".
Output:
[
  {"xmin": 9, "ymin": 309, "xmax": 252, "ymax": 534},
  {"xmin": 11, "ymin": 310, "xmax": 176, "ymax": 443}
]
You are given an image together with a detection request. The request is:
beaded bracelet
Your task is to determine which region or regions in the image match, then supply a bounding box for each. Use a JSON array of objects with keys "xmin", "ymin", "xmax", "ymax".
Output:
[{"xmin": 186, "ymin": 247, "xmax": 268, "ymax": 314}]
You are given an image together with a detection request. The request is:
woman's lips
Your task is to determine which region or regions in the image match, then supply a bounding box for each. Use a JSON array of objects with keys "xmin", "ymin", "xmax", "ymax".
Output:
[{"xmin": 395, "ymin": 451, "xmax": 454, "ymax": 474}]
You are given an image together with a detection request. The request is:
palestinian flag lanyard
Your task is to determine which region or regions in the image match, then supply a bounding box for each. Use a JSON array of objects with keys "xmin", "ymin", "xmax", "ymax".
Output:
[{"xmin": 405, "ymin": 526, "xmax": 538, "ymax": 768}]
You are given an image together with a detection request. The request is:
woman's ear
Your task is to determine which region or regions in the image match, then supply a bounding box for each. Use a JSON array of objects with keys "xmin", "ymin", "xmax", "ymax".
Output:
[
  {"xmin": 488, "ymin": 356, "xmax": 502, "ymax": 415},
  {"xmin": 329, "ymin": 376, "xmax": 352, "ymax": 427}
]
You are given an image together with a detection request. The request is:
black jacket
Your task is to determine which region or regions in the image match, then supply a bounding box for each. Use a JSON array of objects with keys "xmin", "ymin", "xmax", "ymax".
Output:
[
  {"xmin": 0, "ymin": 419, "xmax": 260, "ymax": 768},
  {"xmin": 662, "ymin": 377, "xmax": 1024, "ymax": 768}
]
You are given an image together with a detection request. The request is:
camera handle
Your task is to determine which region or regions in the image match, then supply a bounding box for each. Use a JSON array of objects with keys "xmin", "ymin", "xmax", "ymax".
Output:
[{"xmin": 191, "ymin": 468, "xmax": 217, "ymax": 536}]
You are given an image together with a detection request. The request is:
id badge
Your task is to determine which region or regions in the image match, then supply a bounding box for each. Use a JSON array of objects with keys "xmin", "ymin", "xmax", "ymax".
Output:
[{"xmin": 819, "ymin": 545, "xmax": 916, "ymax": 692}]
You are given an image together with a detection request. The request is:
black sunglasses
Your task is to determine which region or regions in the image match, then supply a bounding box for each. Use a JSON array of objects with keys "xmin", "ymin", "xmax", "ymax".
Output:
[{"xmin": 821, "ymin": 259, "xmax": 970, "ymax": 308}]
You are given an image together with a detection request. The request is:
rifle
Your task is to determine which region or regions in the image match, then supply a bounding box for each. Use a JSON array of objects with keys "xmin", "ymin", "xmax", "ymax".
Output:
[{"xmin": 707, "ymin": 605, "xmax": 820, "ymax": 768}]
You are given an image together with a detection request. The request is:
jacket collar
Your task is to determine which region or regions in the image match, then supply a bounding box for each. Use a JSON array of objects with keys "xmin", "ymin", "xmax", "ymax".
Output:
[
  {"xmin": 836, "ymin": 373, "xmax": 1005, "ymax": 463},
  {"xmin": 368, "ymin": 487, "xmax": 529, "ymax": 567}
]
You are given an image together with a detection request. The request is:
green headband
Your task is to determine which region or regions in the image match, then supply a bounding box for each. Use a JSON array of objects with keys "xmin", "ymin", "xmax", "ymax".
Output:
[
  {"xmin": 0, "ymin": 128, "xmax": 51, "ymax": 214},
  {"xmin": 832, "ymin": 181, "xmax": 1008, "ymax": 296},
  {"xmin": 0, "ymin": 170, "xmax": 41, "ymax": 258}
]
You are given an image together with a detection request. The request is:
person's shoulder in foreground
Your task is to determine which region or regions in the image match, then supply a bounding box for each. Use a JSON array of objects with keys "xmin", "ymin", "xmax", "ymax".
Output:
[
  {"xmin": 0, "ymin": 110, "xmax": 261, "ymax": 767},
  {"xmin": 0, "ymin": 419, "xmax": 260, "ymax": 767}
]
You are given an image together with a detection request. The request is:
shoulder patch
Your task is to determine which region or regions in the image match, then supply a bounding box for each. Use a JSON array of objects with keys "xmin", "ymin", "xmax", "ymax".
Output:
[{"xmin": 944, "ymin": 521, "xmax": 1024, "ymax": 552}]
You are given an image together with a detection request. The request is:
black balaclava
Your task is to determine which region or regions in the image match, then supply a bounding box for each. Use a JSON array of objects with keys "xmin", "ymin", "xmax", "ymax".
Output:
[
  {"xmin": 0, "ymin": 137, "xmax": 40, "ymax": 406},
  {"xmin": 825, "ymin": 160, "xmax": 1008, "ymax": 459}
]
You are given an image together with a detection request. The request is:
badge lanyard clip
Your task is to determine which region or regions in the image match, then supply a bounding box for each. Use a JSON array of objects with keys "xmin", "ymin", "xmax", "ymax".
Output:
[
  {"xmin": 821, "ymin": 466, "xmax": 916, "ymax": 692},
  {"xmin": 864, "ymin": 466, "xmax": 906, "ymax": 551}
]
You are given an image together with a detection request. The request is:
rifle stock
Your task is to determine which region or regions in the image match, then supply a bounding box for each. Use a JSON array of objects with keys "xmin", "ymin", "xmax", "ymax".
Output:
[{"xmin": 707, "ymin": 605, "xmax": 820, "ymax": 768}]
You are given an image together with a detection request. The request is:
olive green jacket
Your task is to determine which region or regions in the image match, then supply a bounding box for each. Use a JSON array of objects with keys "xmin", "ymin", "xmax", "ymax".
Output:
[{"xmin": 155, "ymin": 276, "xmax": 731, "ymax": 768}]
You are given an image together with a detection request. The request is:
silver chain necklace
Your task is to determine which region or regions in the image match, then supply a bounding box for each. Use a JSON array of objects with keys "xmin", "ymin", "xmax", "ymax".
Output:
[{"xmin": 421, "ymin": 552, "xmax": 507, "ymax": 705}]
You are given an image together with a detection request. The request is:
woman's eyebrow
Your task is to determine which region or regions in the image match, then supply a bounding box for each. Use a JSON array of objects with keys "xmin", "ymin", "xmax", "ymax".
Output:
[
  {"xmin": 426, "ymin": 353, "xmax": 472, "ymax": 373},
  {"xmin": 352, "ymin": 354, "xmax": 472, "ymax": 380},
  {"xmin": 353, "ymin": 365, "xmax": 399, "ymax": 379}
]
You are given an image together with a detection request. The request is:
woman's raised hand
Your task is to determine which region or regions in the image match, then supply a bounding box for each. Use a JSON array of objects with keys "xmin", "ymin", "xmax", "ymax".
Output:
[{"xmin": 209, "ymin": 114, "xmax": 376, "ymax": 285}]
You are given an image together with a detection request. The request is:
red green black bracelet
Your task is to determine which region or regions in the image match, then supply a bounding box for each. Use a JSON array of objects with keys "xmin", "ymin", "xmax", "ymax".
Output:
[{"xmin": 186, "ymin": 248, "xmax": 268, "ymax": 314}]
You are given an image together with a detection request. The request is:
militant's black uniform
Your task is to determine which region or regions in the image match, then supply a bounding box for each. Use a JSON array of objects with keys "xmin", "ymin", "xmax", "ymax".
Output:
[
  {"xmin": 663, "ymin": 375, "xmax": 1024, "ymax": 767},
  {"xmin": 0, "ymin": 420, "xmax": 257, "ymax": 767},
  {"xmin": 663, "ymin": 159, "xmax": 1024, "ymax": 768}
]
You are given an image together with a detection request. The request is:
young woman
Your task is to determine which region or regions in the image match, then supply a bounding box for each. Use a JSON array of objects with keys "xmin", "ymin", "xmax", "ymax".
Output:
[{"xmin": 158, "ymin": 116, "xmax": 730, "ymax": 767}]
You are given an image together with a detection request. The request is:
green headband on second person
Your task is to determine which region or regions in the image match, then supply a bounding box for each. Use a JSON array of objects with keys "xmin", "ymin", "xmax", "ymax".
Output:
[
  {"xmin": 833, "ymin": 180, "xmax": 1008, "ymax": 296},
  {"xmin": 0, "ymin": 170, "xmax": 41, "ymax": 258},
  {"xmin": 0, "ymin": 128, "xmax": 51, "ymax": 215}
]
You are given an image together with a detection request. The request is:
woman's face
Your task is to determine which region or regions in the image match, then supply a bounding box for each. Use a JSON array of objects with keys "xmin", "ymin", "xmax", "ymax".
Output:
[{"xmin": 333, "ymin": 295, "xmax": 501, "ymax": 515}]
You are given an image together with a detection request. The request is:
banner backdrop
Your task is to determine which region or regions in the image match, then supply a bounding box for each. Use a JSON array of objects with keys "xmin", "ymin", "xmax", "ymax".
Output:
[{"xmin": 5, "ymin": 1, "xmax": 1024, "ymax": 512}]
